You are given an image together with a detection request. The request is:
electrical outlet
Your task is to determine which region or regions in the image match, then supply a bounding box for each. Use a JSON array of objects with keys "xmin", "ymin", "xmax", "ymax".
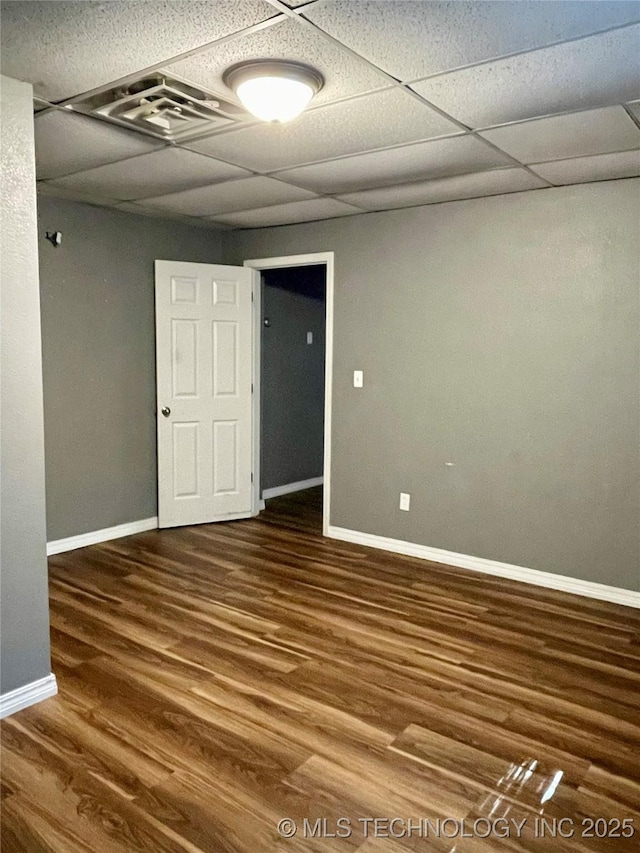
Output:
[
  {"xmin": 353, "ymin": 370, "xmax": 363, "ymax": 388},
  {"xmin": 399, "ymin": 493, "xmax": 410, "ymax": 511}
]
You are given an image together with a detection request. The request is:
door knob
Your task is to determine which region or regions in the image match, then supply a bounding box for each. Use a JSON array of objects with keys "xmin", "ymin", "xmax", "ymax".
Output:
[{"xmin": 161, "ymin": 406, "xmax": 171, "ymax": 417}]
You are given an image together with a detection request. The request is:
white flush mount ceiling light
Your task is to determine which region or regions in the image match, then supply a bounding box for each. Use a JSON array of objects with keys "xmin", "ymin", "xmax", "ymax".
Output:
[{"xmin": 223, "ymin": 60, "xmax": 324, "ymax": 123}]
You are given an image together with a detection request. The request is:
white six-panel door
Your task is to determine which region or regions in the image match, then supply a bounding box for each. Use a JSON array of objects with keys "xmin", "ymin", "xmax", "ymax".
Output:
[{"xmin": 155, "ymin": 261, "xmax": 253, "ymax": 528}]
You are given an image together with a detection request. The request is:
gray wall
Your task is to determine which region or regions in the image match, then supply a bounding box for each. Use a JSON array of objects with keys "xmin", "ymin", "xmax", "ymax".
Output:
[
  {"xmin": 37, "ymin": 198, "xmax": 224, "ymax": 540},
  {"xmin": 261, "ymin": 266, "xmax": 325, "ymax": 492},
  {"xmin": 1, "ymin": 76, "xmax": 52, "ymax": 694},
  {"xmin": 224, "ymin": 179, "xmax": 640, "ymax": 592}
]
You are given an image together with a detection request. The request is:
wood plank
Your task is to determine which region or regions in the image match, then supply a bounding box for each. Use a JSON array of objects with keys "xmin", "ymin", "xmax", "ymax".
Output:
[{"xmin": 2, "ymin": 487, "xmax": 638, "ymax": 852}]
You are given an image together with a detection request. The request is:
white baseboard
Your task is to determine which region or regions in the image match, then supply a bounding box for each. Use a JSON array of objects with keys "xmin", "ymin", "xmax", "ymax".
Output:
[
  {"xmin": 328, "ymin": 526, "xmax": 640, "ymax": 609},
  {"xmin": 262, "ymin": 477, "xmax": 323, "ymax": 500},
  {"xmin": 0, "ymin": 674, "xmax": 58, "ymax": 719},
  {"xmin": 47, "ymin": 517, "xmax": 158, "ymax": 555}
]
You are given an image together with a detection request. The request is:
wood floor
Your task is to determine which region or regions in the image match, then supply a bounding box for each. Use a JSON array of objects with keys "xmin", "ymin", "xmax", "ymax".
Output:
[{"xmin": 2, "ymin": 487, "xmax": 639, "ymax": 852}]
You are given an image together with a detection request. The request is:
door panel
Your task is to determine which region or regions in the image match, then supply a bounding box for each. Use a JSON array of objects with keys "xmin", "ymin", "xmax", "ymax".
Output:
[
  {"xmin": 172, "ymin": 319, "xmax": 198, "ymax": 397},
  {"xmin": 155, "ymin": 260, "xmax": 253, "ymax": 528},
  {"xmin": 173, "ymin": 422, "xmax": 199, "ymax": 498},
  {"xmin": 213, "ymin": 321, "xmax": 238, "ymax": 396},
  {"xmin": 213, "ymin": 420, "xmax": 238, "ymax": 494}
]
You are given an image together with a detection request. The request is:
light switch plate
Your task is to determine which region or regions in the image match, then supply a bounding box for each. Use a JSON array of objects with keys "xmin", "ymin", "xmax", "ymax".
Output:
[
  {"xmin": 399, "ymin": 493, "xmax": 411, "ymax": 511},
  {"xmin": 307, "ymin": 331, "xmax": 313, "ymax": 344},
  {"xmin": 353, "ymin": 370, "xmax": 363, "ymax": 388}
]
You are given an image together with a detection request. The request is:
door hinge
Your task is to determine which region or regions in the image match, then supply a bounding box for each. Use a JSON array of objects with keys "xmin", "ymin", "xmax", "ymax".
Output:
[
  {"xmin": 251, "ymin": 472, "xmax": 254, "ymax": 483},
  {"xmin": 251, "ymin": 383, "xmax": 254, "ymax": 393},
  {"xmin": 251, "ymin": 291, "xmax": 254, "ymax": 302}
]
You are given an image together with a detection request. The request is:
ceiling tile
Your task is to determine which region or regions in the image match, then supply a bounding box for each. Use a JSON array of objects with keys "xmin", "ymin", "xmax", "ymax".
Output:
[
  {"xmin": 411, "ymin": 25, "xmax": 640, "ymax": 128},
  {"xmin": 138, "ymin": 176, "xmax": 317, "ymax": 216},
  {"xmin": 34, "ymin": 111, "xmax": 163, "ymax": 179},
  {"xmin": 175, "ymin": 217, "xmax": 235, "ymax": 231},
  {"xmin": 60, "ymin": 200, "xmax": 232, "ymax": 229},
  {"xmin": 274, "ymin": 134, "xmax": 513, "ymax": 194},
  {"xmin": 185, "ymin": 88, "xmax": 461, "ymax": 171},
  {"xmin": 0, "ymin": 1, "xmax": 279, "ymax": 101},
  {"xmin": 210, "ymin": 197, "xmax": 361, "ymax": 228},
  {"xmin": 36, "ymin": 181, "xmax": 120, "ymax": 207},
  {"xmin": 627, "ymin": 101, "xmax": 640, "ymax": 123},
  {"xmin": 112, "ymin": 201, "xmax": 203, "ymax": 220},
  {"xmin": 480, "ymin": 106, "xmax": 640, "ymax": 164},
  {"xmin": 338, "ymin": 168, "xmax": 547, "ymax": 211},
  {"xmin": 304, "ymin": 0, "xmax": 640, "ymax": 82},
  {"xmin": 530, "ymin": 150, "xmax": 640, "ymax": 185},
  {"xmin": 47, "ymin": 148, "xmax": 251, "ymax": 200},
  {"xmin": 115, "ymin": 204, "xmax": 234, "ymax": 229},
  {"xmin": 166, "ymin": 16, "xmax": 387, "ymax": 109}
]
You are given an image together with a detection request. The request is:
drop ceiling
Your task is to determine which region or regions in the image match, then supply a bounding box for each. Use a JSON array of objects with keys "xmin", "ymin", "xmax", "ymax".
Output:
[{"xmin": 2, "ymin": 0, "xmax": 639, "ymax": 230}]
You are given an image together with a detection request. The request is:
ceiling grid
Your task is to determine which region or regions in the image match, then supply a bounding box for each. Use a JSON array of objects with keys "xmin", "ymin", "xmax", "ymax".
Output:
[{"xmin": 1, "ymin": 0, "xmax": 638, "ymax": 229}]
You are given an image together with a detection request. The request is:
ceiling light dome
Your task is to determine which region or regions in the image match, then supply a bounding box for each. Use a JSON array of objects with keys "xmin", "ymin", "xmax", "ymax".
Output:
[{"xmin": 223, "ymin": 60, "xmax": 324, "ymax": 123}]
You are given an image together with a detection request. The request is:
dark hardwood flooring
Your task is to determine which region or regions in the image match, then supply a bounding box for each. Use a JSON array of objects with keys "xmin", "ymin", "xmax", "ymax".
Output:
[{"xmin": 1, "ymin": 487, "xmax": 639, "ymax": 851}]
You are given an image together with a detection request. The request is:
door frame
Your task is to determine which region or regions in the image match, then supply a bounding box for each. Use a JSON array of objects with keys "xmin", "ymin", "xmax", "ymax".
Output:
[{"xmin": 244, "ymin": 252, "xmax": 334, "ymax": 537}]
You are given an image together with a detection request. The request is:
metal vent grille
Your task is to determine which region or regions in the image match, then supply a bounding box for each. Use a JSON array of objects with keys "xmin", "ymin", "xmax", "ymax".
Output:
[{"xmin": 67, "ymin": 74, "xmax": 247, "ymax": 141}]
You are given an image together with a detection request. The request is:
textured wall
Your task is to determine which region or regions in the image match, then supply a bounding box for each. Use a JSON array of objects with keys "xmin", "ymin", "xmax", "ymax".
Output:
[
  {"xmin": 261, "ymin": 266, "xmax": 326, "ymax": 491},
  {"xmin": 224, "ymin": 180, "xmax": 640, "ymax": 591},
  {"xmin": 0, "ymin": 76, "xmax": 52, "ymax": 694},
  {"xmin": 37, "ymin": 197, "xmax": 224, "ymax": 540}
]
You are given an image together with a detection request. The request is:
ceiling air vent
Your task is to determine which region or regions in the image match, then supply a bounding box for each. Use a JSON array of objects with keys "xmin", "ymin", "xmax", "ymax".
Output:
[{"xmin": 66, "ymin": 73, "xmax": 247, "ymax": 141}]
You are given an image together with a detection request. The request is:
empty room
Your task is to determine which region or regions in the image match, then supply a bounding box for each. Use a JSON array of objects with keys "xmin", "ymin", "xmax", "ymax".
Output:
[{"xmin": 1, "ymin": 1, "xmax": 639, "ymax": 851}]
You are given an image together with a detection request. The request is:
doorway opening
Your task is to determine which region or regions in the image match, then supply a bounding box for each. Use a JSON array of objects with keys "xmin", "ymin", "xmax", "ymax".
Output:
[
  {"xmin": 261, "ymin": 264, "xmax": 326, "ymax": 523},
  {"xmin": 244, "ymin": 253, "xmax": 334, "ymax": 536}
]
